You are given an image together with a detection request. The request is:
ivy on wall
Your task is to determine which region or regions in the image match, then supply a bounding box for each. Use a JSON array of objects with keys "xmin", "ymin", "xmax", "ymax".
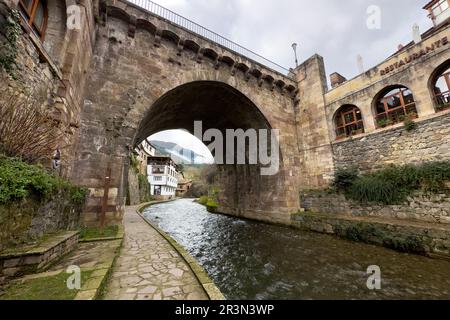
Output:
[{"xmin": 0, "ymin": 9, "xmax": 21, "ymax": 76}]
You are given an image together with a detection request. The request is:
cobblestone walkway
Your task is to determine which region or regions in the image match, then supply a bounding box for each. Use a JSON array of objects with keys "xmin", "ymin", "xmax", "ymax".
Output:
[{"xmin": 103, "ymin": 206, "xmax": 208, "ymax": 300}]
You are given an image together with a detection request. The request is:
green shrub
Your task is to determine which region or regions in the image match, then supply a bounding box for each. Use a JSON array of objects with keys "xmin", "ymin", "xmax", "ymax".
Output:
[
  {"xmin": 198, "ymin": 196, "xmax": 208, "ymax": 206},
  {"xmin": 347, "ymin": 176, "xmax": 400, "ymax": 204},
  {"xmin": 206, "ymin": 199, "xmax": 218, "ymax": 213},
  {"xmin": 0, "ymin": 155, "xmax": 87, "ymax": 205},
  {"xmin": 404, "ymin": 118, "xmax": 417, "ymax": 131},
  {"xmin": 138, "ymin": 173, "xmax": 153, "ymax": 203},
  {"xmin": 333, "ymin": 161, "xmax": 450, "ymax": 205},
  {"xmin": 333, "ymin": 168, "xmax": 358, "ymax": 191},
  {"xmin": 130, "ymin": 154, "xmax": 140, "ymax": 174}
]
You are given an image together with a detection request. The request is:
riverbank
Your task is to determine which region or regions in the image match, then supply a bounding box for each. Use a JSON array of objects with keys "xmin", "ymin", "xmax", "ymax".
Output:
[{"xmin": 291, "ymin": 211, "xmax": 450, "ymax": 260}]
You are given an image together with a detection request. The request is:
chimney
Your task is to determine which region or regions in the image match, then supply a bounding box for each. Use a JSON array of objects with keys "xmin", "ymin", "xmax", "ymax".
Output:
[
  {"xmin": 357, "ymin": 55, "xmax": 365, "ymax": 74},
  {"xmin": 330, "ymin": 72, "xmax": 347, "ymax": 88},
  {"xmin": 413, "ymin": 23, "xmax": 422, "ymax": 44}
]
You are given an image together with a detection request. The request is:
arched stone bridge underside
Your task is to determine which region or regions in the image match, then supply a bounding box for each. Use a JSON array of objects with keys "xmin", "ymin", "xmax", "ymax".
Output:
[{"xmin": 73, "ymin": 0, "xmax": 302, "ymax": 225}]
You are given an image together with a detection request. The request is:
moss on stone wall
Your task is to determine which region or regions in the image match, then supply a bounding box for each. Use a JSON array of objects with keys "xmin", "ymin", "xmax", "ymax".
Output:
[
  {"xmin": 0, "ymin": 155, "xmax": 87, "ymax": 250},
  {"xmin": 291, "ymin": 213, "xmax": 448, "ymax": 257},
  {"xmin": 0, "ymin": 155, "xmax": 87, "ymax": 205},
  {"xmin": 0, "ymin": 9, "xmax": 21, "ymax": 77},
  {"xmin": 138, "ymin": 173, "xmax": 153, "ymax": 203}
]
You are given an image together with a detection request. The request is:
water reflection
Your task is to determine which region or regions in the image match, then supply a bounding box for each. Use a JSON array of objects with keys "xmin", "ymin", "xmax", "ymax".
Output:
[{"xmin": 143, "ymin": 199, "xmax": 450, "ymax": 300}]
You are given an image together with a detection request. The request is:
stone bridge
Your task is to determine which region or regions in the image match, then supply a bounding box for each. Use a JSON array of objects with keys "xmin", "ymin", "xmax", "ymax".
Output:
[{"xmin": 72, "ymin": 0, "xmax": 304, "ymax": 225}]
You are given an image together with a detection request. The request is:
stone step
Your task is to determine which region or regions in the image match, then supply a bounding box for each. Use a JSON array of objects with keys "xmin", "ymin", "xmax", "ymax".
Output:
[{"xmin": 0, "ymin": 231, "xmax": 79, "ymax": 284}]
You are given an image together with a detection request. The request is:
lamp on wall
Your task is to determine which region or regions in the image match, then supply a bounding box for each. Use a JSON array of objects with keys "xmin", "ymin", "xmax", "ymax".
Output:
[{"xmin": 292, "ymin": 43, "xmax": 299, "ymax": 68}]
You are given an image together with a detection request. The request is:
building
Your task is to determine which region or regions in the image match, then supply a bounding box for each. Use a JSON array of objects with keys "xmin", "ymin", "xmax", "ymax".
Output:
[
  {"xmin": 294, "ymin": 0, "xmax": 450, "ymax": 220},
  {"xmin": 147, "ymin": 156, "xmax": 178, "ymax": 199},
  {"xmin": 133, "ymin": 139, "xmax": 156, "ymax": 175},
  {"xmin": 425, "ymin": 0, "xmax": 450, "ymax": 26},
  {"xmin": 176, "ymin": 180, "xmax": 193, "ymax": 197}
]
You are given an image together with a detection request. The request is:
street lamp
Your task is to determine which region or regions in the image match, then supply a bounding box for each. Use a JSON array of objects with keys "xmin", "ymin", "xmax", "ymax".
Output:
[{"xmin": 292, "ymin": 43, "xmax": 299, "ymax": 68}]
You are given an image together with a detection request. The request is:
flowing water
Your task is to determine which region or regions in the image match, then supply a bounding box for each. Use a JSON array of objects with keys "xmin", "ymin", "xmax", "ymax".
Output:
[{"xmin": 143, "ymin": 199, "xmax": 450, "ymax": 300}]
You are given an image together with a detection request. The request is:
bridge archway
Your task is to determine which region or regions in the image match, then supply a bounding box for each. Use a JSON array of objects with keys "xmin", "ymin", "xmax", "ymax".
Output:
[
  {"xmin": 133, "ymin": 81, "xmax": 284, "ymax": 221},
  {"xmin": 134, "ymin": 81, "xmax": 273, "ymax": 144},
  {"xmin": 73, "ymin": 3, "xmax": 300, "ymax": 227}
]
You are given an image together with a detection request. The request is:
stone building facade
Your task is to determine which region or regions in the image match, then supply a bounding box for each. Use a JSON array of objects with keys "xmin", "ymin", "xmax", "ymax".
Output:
[
  {"xmin": 296, "ymin": 13, "xmax": 450, "ymax": 184},
  {"xmin": 0, "ymin": 0, "xmax": 449, "ymax": 229},
  {"xmin": 296, "ymin": 1, "xmax": 450, "ymax": 227},
  {"xmin": 0, "ymin": 0, "xmax": 97, "ymax": 176}
]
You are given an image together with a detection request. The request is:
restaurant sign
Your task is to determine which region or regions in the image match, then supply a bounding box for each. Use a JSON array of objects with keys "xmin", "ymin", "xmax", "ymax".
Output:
[{"xmin": 380, "ymin": 36, "xmax": 448, "ymax": 76}]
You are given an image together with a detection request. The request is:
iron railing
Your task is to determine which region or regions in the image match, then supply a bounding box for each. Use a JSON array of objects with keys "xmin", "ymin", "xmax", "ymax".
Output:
[{"xmin": 126, "ymin": 0, "xmax": 292, "ymax": 76}]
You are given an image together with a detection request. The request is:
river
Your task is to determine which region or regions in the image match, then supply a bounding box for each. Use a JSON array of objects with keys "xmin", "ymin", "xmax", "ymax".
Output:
[{"xmin": 142, "ymin": 199, "xmax": 450, "ymax": 300}]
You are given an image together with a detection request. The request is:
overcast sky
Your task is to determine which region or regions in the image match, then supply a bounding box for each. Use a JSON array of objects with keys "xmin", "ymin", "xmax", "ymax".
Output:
[
  {"xmin": 146, "ymin": 0, "xmax": 432, "ymax": 162},
  {"xmin": 152, "ymin": 0, "xmax": 431, "ymax": 78}
]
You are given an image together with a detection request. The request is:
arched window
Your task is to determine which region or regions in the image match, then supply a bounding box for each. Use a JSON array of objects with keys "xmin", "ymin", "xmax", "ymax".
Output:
[
  {"xmin": 334, "ymin": 105, "xmax": 365, "ymax": 140},
  {"xmin": 432, "ymin": 67, "xmax": 450, "ymax": 112},
  {"xmin": 374, "ymin": 86, "xmax": 418, "ymax": 128},
  {"xmin": 18, "ymin": 0, "xmax": 48, "ymax": 40}
]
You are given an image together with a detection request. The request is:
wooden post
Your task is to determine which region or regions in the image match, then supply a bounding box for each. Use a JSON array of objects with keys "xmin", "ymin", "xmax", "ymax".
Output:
[{"xmin": 100, "ymin": 166, "xmax": 111, "ymax": 231}]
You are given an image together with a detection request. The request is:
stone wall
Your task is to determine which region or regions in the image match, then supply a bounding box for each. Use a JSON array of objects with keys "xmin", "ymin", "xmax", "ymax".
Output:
[
  {"xmin": 291, "ymin": 212, "xmax": 450, "ymax": 258},
  {"xmin": 332, "ymin": 111, "xmax": 450, "ymax": 173},
  {"xmin": 0, "ymin": 1, "xmax": 96, "ymax": 177},
  {"xmin": 0, "ymin": 193, "xmax": 83, "ymax": 251},
  {"xmin": 300, "ymin": 190, "xmax": 450, "ymax": 225}
]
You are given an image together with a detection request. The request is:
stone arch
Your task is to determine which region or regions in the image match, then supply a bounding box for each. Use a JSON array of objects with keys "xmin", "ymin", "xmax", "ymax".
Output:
[
  {"xmin": 372, "ymin": 85, "xmax": 418, "ymax": 128},
  {"xmin": 428, "ymin": 58, "xmax": 450, "ymax": 112},
  {"xmin": 220, "ymin": 55, "xmax": 235, "ymax": 67},
  {"xmin": 130, "ymin": 81, "xmax": 284, "ymax": 221},
  {"xmin": 202, "ymin": 48, "xmax": 219, "ymax": 62},
  {"xmin": 106, "ymin": 5, "xmax": 131, "ymax": 23},
  {"xmin": 136, "ymin": 19, "xmax": 157, "ymax": 35},
  {"xmin": 236, "ymin": 62, "xmax": 250, "ymax": 74},
  {"xmin": 184, "ymin": 39, "xmax": 200, "ymax": 54},
  {"xmin": 250, "ymin": 68, "xmax": 262, "ymax": 79},
  {"xmin": 161, "ymin": 30, "xmax": 180, "ymax": 45},
  {"xmin": 333, "ymin": 104, "xmax": 365, "ymax": 140},
  {"xmin": 133, "ymin": 81, "xmax": 276, "ymax": 145}
]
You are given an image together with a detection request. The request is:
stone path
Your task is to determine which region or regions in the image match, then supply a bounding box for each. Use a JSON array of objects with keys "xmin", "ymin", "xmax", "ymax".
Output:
[{"xmin": 103, "ymin": 206, "xmax": 208, "ymax": 300}]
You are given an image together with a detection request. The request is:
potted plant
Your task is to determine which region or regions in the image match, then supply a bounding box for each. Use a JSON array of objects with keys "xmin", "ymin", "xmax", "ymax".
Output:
[
  {"xmin": 377, "ymin": 119, "xmax": 388, "ymax": 128},
  {"xmin": 436, "ymin": 102, "xmax": 450, "ymax": 112},
  {"xmin": 404, "ymin": 112, "xmax": 417, "ymax": 131}
]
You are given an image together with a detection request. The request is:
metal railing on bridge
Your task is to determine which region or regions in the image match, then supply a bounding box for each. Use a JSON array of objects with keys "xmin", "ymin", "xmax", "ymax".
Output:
[{"xmin": 126, "ymin": 0, "xmax": 292, "ymax": 77}]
